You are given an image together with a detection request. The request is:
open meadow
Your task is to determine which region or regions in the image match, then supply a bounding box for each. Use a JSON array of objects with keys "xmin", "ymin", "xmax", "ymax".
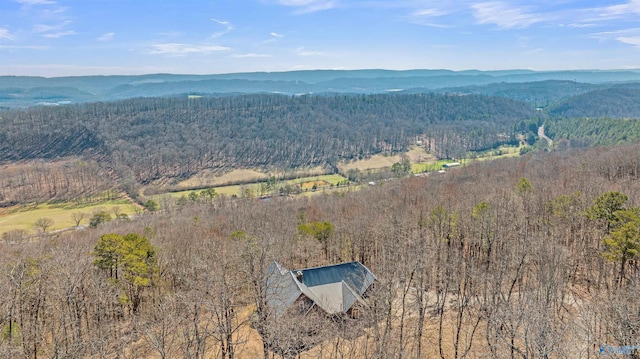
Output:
[{"xmin": 0, "ymin": 199, "xmax": 139, "ymax": 236}]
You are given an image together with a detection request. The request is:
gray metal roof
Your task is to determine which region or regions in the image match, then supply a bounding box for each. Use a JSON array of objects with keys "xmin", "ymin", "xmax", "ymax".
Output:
[
  {"xmin": 294, "ymin": 261, "xmax": 376, "ymax": 295},
  {"xmin": 265, "ymin": 261, "xmax": 376, "ymax": 316}
]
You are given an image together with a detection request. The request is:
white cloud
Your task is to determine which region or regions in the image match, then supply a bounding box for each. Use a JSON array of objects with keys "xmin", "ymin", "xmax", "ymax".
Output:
[
  {"xmin": 617, "ymin": 36, "xmax": 640, "ymax": 46},
  {"xmin": 413, "ymin": 8, "xmax": 448, "ymax": 17},
  {"xmin": 592, "ymin": 28, "xmax": 640, "ymax": 36},
  {"xmin": 33, "ymin": 24, "xmax": 57, "ymax": 33},
  {"xmin": 34, "ymin": 20, "xmax": 71, "ymax": 34},
  {"xmin": 567, "ymin": 23, "xmax": 598, "ymax": 28},
  {"xmin": 0, "ymin": 28, "xmax": 14, "ymax": 40},
  {"xmin": 295, "ymin": 47, "xmax": 327, "ymax": 56},
  {"xmin": 42, "ymin": 30, "xmax": 76, "ymax": 38},
  {"xmin": 264, "ymin": 32, "xmax": 284, "ymax": 44},
  {"xmin": 472, "ymin": 2, "xmax": 542, "ymax": 29},
  {"xmin": 211, "ymin": 18, "xmax": 231, "ymax": 26},
  {"xmin": 600, "ymin": 0, "xmax": 640, "ymax": 16},
  {"xmin": 15, "ymin": 0, "xmax": 56, "ymax": 5},
  {"xmin": 32, "ymin": 20, "xmax": 75, "ymax": 38},
  {"xmin": 277, "ymin": 0, "xmax": 337, "ymax": 13},
  {"xmin": 97, "ymin": 32, "xmax": 115, "ymax": 41},
  {"xmin": 150, "ymin": 43, "xmax": 231, "ymax": 55},
  {"xmin": 233, "ymin": 53, "xmax": 272, "ymax": 58},
  {"xmin": 210, "ymin": 18, "xmax": 233, "ymax": 39},
  {"xmin": 591, "ymin": 28, "xmax": 640, "ymax": 47}
]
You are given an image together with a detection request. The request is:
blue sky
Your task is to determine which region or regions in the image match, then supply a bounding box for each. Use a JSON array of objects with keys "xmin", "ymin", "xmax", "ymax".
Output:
[{"xmin": 1, "ymin": 0, "xmax": 639, "ymax": 76}]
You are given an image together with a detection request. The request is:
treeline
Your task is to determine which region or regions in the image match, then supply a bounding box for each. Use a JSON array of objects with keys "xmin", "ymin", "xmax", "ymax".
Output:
[
  {"xmin": 430, "ymin": 80, "xmax": 600, "ymax": 108},
  {"xmin": 0, "ymin": 159, "xmax": 116, "ymax": 207},
  {"xmin": 1, "ymin": 142, "xmax": 639, "ymax": 358},
  {"xmin": 546, "ymin": 117, "xmax": 640, "ymax": 148},
  {"xmin": 547, "ymin": 86, "xmax": 640, "ymax": 119},
  {"xmin": 0, "ymin": 94, "xmax": 537, "ymax": 186}
]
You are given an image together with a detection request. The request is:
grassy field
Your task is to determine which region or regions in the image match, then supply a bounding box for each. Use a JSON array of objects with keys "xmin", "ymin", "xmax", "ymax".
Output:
[
  {"xmin": 338, "ymin": 146, "xmax": 437, "ymax": 173},
  {"xmin": 154, "ymin": 174, "xmax": 349, "ymax": 200},
  {"xmin": 0, "ymin": 199, "xmax": 139, "ymax": 236},
  {"xmin": 175, "ymin": 166, "xmax": 329, "ymax": 189},
  {"xmin": 177, "ymin": 169, "xmax": 269, "ymax": 188},
  {"xmin": 338, "ymin": 154, "xmax": 402, "ymax": 172},
  {"xmin": 468, "ymin": 145, "xmax": 521, "ymax": 162}
]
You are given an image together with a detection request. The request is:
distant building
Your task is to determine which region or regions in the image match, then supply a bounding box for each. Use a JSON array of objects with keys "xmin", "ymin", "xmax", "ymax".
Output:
[{"xmin": 265, "ymin": 261, "xmax": 376, "ymax": 319}]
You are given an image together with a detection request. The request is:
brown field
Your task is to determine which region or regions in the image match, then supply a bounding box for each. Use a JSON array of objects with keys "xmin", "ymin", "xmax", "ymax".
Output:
[
  {"xmin": 176, "ymin": 166, "xmax": 329, "ymax": 189},
  {"xmin": 337, "ymin": 147, "xmax": 436, "ymax": 173},
  {"xmin": 177, "ymin": 169, "xmax": 269, "ymax": 188},
  {"xmin": 301, "ymin": 180, "xmax": 331, "ymax": 190}
]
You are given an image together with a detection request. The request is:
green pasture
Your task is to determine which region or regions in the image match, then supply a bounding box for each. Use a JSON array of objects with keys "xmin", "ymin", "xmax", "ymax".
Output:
[
  {"xmin": 0, "ymin": 200, "xmax": 139, "ymax": 236},
  {"xmin": 468, "ymin": 145, "xmax": 521, "ymax": 162}
]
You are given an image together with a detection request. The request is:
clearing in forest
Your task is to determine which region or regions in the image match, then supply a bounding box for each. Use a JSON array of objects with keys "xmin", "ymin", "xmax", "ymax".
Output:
[
  {"xmin": 0, "ymin": 199, "xmax": 138, "ymax": 236},
  {"xmin": 338, "ymin": 147, "xmax": 437, "ymax": 173}
]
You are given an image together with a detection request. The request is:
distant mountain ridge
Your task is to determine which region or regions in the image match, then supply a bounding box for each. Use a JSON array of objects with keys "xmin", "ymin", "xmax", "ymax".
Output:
[{"xmin": 2, "ymin": 69, "xmax": 640, "ymax": 109}]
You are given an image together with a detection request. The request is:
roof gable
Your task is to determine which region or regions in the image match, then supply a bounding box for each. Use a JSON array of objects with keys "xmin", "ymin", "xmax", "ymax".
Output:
[
  {"xmin": 266, "ymin": 261, "xmax": 376, "ymax": 316},
  {"xmin": 294, "ymin": 261, "xmax": 376, "ymax": 296}
]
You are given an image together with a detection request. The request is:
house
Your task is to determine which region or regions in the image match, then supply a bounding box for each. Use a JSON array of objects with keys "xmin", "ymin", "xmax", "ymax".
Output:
[{"xmin": 265, "ymin": 261, "xmax": 376, "ymax": 319}]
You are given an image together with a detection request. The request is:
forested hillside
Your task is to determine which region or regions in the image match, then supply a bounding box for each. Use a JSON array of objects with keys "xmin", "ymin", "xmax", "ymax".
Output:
[
  {"xmin": 429, "ymin": 80, "xmax": 600, "ymax": 107},
  {"xmin": 548, "ymin": 86, "xmax": 640, "ymax": 118},
  {"xmin": 1, "ymin": 143, "xmax": 639, "ymax": 358},
  {"xmin": 546, "ymin": 117, "xmax": 640, "ymax": 147},
  {"xmin": 0, "ymin": 94, "xmax": 536, "ymax": 196},
  {"xmin": 3, "ymin": 69, "xmax": 640, "ymax": 109}
]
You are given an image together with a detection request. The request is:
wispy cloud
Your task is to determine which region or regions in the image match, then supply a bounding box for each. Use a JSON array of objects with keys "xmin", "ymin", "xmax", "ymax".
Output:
[
  {"xmin": 33, "ymin": 20, "xmax": 71, "ymax": 33},
  {"xmin": 211, "ymin": 18, "xmax": 231, "ymax": 26},
  {"xmin": 0, "ymin": 28, "xmax": 14, "ymax": 40},
  {"xmin": 210, "ymin": 18, "xmax": 234, "ymax": 39},
  {"xmin": 15, "ymin": 0, "xmax": 56, "ymax": 5},
  {"xmin": 617, "ymin": 36, "xmax": 640, "ymax": 46},
  {"xmin": 33, "ymin": 19, "xmax": 74, "ymax": 38},
  {"xmin": 150, "ymin": 43, "xmax": 231, "ymax": 55},
  {"xmin": 42, "ymin": 30, "xmax": 76, "ymax": 38},
  {"xmin": 472, "ymin": 2, "xmax": 542, "ymax": 29},
  {"xmin": 599, "ymin": 0, "xmax": 640, "ymax": 16},
  {"xmin": 264, "ymin": 32, "xmax": 284, "ymax": 44},
  {"xmin": 232, "ymin": 53, "xmax": 272, "ymax": 58},
  {"xmin": 567, "ymin": 23, "xmax": 598, "ymax": 28},
  {"xmin": 295, "ymin": 47, "xmax": 328, "ymax": 56},
  {"xmin": 413, "ymin": 8, "xmax": 449, "ymax": 17},
  {"xmin": 277, "ymin": 0, "xmax": 337, "ymax": 14},
  {"xmin": 97, "ymin": 32, "xmax": 115, "ymax": 41},
  {"xmin": 591, "ymin": 27, "xmax": 640, "ymax": 47}
]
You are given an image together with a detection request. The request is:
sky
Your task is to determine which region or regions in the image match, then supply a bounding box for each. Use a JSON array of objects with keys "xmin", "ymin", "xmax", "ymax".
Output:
[{"xmin": 0, "ymin": 0, "xmax": 639, "ymax": 77}]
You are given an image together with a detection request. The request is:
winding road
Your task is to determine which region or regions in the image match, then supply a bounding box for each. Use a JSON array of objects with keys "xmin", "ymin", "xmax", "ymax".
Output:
[{"xmin": 538, "ymin": 125, "xmax": 553, "ymax": 146}]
